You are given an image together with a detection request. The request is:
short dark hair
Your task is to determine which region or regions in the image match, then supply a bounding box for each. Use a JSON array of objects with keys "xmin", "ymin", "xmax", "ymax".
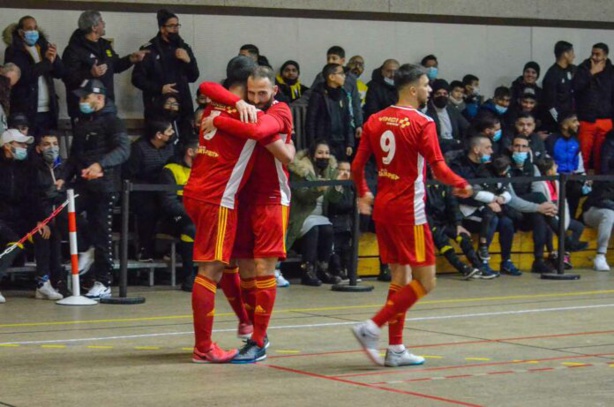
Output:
[
  {"xmin": 181, "ymin": 137, "xmax": 199, "ymax": 157},
  {"xmin": 327, "ymin": 46, "xmax": 345, "ymax": 59},
  {"xmin": 225, "ymin": 56, "xmax": 257, "ymax": 88},
  {"xmin": 394, "ymin": 64, "xmax": 426, "ymax": 91},
  {"xmin": 593, "ymin": 42, "xmax": 609, "ymax": 55},
  {"xmin": 535, "ymin": 156, "xmax": 555, "ymax": 176},
  {"xmin": 250, "ymin": 65, "xmax": 275, "ymax": 84},
  {"xmin": 473, "ymin": 111, "xmax": 500, "ymax": 133},
  {"xmin": 462, "ymin": 74, "xmax": 479, "ymax": 86},
  {"xmin": 515, "ymin": 112, "xmax": 536, "ymax": 122},
  {"xmin": 37, "ymin": 129, "xmax": 59, "ymax": 142},
  {"xmin": 492, "ymin": 155, "xmax": 512, "ymax": 175},
  {"xmin": 322, "ymin": 63, "xmax": 342, "ymax": 80},
  {"xmin": 239, "ymin": 44, "xmax": 259, "ymax": 57},
  {"xmin": 557, "ymin": 110, "xmax": 577, "ymax": 126},
  {"xmin": 512, "ymin": 134, "xmax": 530, "ymax": 144},
  {"xmin": 146, "ymin": 120, "xmax": 172, "ymax": 140},
  {"xmin": 17, "ymin": 15, "xmax": 35, "ymax": 30},
  {"xmin": 420, "ymin": 54, "xmax": 437, "ymax": 66},
  {"xmin": 309, "ymin": 138, "xmax": 330, "ymax": 159},
  {"xmin": 450, "ymin": 80, "xmax": 464, "ymax": 91},
  {"xmin": 494, "ymin": 86, "xmax": 511, "ymax": 99},
  {"xmin": 554, "ymin": 41, "xmax": 573, "ymax": 59}
]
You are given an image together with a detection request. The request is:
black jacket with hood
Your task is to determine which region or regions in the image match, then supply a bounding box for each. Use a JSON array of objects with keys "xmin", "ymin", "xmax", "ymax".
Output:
[
  {"xmin": 573, "ymin": 58, "xmax": 614, "ymax": 123},
  {"xmin": 364, "ymin": 67, "xmax": 398, "ymax": 121}
]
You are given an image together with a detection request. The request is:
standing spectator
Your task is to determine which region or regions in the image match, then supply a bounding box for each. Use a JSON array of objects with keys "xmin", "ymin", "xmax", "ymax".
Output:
[
  {"xmin": 540, "ymin": 41, "xmax": 576, "ymax": 133},
  {"xmin": 305, "ymin": 63, "xmax": 354, "ymax": 161},
  {"xmin": 510, "ymin": 61, "xmax": 542, "ymax": 105},
  {"xmin": 448, "ymin": 80, "xmax": 466, "ymax": 112},
  {"xmin": 55, "ymin": 79, "xmax": 130, "ymax": 299},
  {"xmin": 573, "ymin": 43, "xmax": 614, "ymax": 173},
  {"xmin": 132, "ymin": 9, "xmax": 200, "ymax": 129},
  {"xmin": 420, "ymin": 54, "xmax": 439, "ymax": 81},
  {"xmin": 425, "ymin": 79, "xmax": 469, "ymax": 154},
  {"xmin": 275, "ymin": 60, "xmax": 309, "ymax": 103},
  {"xmin": 347, "ymin": 55, "xmax": 367, "ymax": 106},
  {"xmin": 0, "ymin": 63, "xmax": 21, "ymax": 134},
  {"xmin": 62, "ymin": 10, "xmax": 147, "ymax": 121},
  {"xmin": 364, "ymin": 59, "xmax": 399, "ymax": 120},
  {"xmin": 461, "ymin": 74, "xmax": 482, "ymax": 120},
  {"xmin": 3, "ymin": 16, "xmax": 64, "ymax": 136},
  {"xmin": 238, "ymin": 44, "xmax": 271, "ymax": 68},
  {"xmin": 124, "ymin": 120, "xmax": 175, "ymax": 261}
]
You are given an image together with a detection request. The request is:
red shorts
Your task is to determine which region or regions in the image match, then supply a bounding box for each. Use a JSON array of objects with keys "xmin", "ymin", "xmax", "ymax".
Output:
[
  {"xmin": 233, "ymin": 203, "xmax": 289, "ymax": 260},
  {"xmin": 184, "ymin": 197, "xmax": 237, "ymax": 264},
  {"xmin": 376, "ymin": 222, "xmax": 435, "ymax": 267}
]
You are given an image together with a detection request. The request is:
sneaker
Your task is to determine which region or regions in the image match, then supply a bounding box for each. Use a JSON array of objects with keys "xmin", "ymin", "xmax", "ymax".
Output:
[
  {"xmin": 594, "ymin": 254, "xmax": 611, "ymax": 272},
  {"xmin": 85, "ymin": 281, "xmax": 111, "ymax": 299},
  {"xmin": 384, "ymin": 348, "xmax": 426, "ymax": 367},
  {"xmin": 477, "ymin": 263, "xmax": 498, "ymax": 279},
  {"xmin": 319, "ymin": 271, "xmax": 342, "ymax": 285},
  {"xmin": 35, "ymin": 280, "xmax": 64, "ymax": 300},
  {"xmin": 461, "ymin": 265, "xmax": 481, "ymax": 280},
  {"xmin": 531, "ymin": 259, "xmax": 554, "ymax": 274},
  {"xmin": 478, "ymin": 245, "xmax": 491, "ymax": 261},
  {"xmin": 563, "ymin": 253, "xmax": 573, "ymax": 270},
  {"xmin": 301, "ymin": 263, "xmax": 322, "ymax": 286},
  {"xmin": 275, "ymin": 269, "xmax": 290, "ymax": 287},
  {"xmin": 0, "ymin": 291, "xmax": 5, "ymax": 303},
  {"xmin": 500, "ymin": 259, "xmax": 522, "ymax": 276},
  {"xmin": 137, "ymin": 248, "xmax": 154, "ymax": 263},
  {"xmin": 263, "ymin": 335, "xmax": 270, "ymax": 350},
  {"xmin": 351, "ymin": 321, "xmax": 383, "ymax": 366},
  {"xmin": 377, "ymin": 267, "xmax": 392, "ymax": 282},
  {"xmin": 237, "ymin": 322, "xmax": 253, "ymax": 340},
  {"xmin": 78, "ymin": 246, "xmax": 95, "ymax": 275},
  {"xmin": 192, "ymin": 343, "xmax": 238, "ymax": 363},
  {"xmin": 231, "ymin": 339, "xmax": 267, "ymax": 364}
]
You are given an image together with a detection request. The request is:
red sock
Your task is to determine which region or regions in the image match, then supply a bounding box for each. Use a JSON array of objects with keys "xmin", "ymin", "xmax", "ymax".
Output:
[
  {"xmin": 218, "ymin": 267, "xmax": 249, "ymax": 324},
  {"xmin": 386, "ymin": 284, "xmax": 406, "ymax": 345},
  {"xmin": 240, "ymin": 277, "xmax": 257, "ymax": 324},
  {"xmin": 192, "ymin": 275, "xmax": 217, "ymax": 352},
  {"xmin": 252, "ymin": 276, "xmax": 277, "ymax": 348},
  {"xmin": 372, "ymin": 280, "xmax": 426, "ymax": 328}
]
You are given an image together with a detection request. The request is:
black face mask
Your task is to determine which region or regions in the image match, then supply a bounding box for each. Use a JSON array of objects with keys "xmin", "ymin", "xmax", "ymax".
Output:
[
  {"xmin": 283, "ymin": 77, "xmax": 298, "ymax": 85},
  {"xmin": 167, "ymin": 32, "xmax": 181, "ymax": 46},
  {"xmin": 315, "ymin": 158, "xmax": 329, "ymax": 170},
  {"xmin": 433, "ymin": 96, "xmax": 449, "ymax": 109},
  {"xmin": 164, "ymin": 110, "xmax": 179, "ymax": 121}
]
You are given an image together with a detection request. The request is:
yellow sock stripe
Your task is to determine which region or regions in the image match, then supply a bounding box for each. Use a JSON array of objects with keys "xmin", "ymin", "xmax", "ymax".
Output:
[
  {"xmin": 223, "ymin": 267, "xmax": 239, "ymax": 274},
  {"xmin": 255, "ymin": 277, "xmax": 277, "ymax": 289},
  {"xmin": 215, "ymin": 207, "xmax": 228, "ymax": 260},
  {"xmin": 281, "ymin": 206, "xmax": 289, "ymax": 253},
  {"xmin": 180, "ymin": 234, "xmax": 194, "ymax": 243},
  {"xmin": 195, "ymin": 276, "xmax": 217, "ymax": 293},
  {"xmin": 410, "ymin": 279, "xmax": 427, "ymax": 299},
  {"xmin": 240, "ymin": 279, "xmax": 256, "ymax": 289},
  {"xmin": 441, "ymin": 245, "xmax": 453, "ymax": 254},
  {"xmin": 414, "ymin": 225, "xmax": 426, "ymax": 262},
  {"xmin": 7, "ymin": 242, "xmax": 24, "ymax": 250}
]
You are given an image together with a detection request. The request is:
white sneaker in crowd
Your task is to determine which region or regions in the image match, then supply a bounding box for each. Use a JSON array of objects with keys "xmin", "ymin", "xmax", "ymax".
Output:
[
  {"xmin": 85, "ymin": 281, "xmax": 111, "ymax": 299},
  {"xmin": 384, "ymin": 347, "xmax": 426, "ymax": 367},
  {"xmin": 78, "ymin": 247, "xmax": 95, "ymax": 275},
  {"xmin": 275, "ymin": 269, "xmax": 290, "ymax": 287},
  {"xmin": 35, "ymin": 281, "xmax": 63, "ymax": 300},
  {"xmin": 0, "ymin": 291, "xmax": 5, "ymax": 303},
  {"xmin": 594, "ymin": 254, "xmax": 611, "ymax": 272}
]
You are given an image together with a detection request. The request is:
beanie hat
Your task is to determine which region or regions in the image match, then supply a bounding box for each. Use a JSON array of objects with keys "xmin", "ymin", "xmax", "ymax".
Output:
[
  {"xmin": 523, "ymin": 61, "xmax": 541, "ymax": 79},
  {"xmin": 431, "ymin": 79, "xmax": 450, "ymax": 93},
  {"xmin": 157, "ymin": 9, "xmax": 177, "ymax": 27},
  {"xmin": 280, "ymin": 60, "xmax": 300, "ymax": 74}
]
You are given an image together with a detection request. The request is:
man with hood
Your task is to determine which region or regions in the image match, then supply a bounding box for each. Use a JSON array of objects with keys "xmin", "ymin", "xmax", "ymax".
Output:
[
  {"xmin": 132, "ymin": 9, "xmax": 200, "ymax": 127},
  {"xmin": 573, "ymin": 42, "xmax": 614, "ymax": 173},
  {"xmin": 275, "ymin": 60, "xmax": 309, "ymax": 103},
  {"xmin": 364, "ymin": 59, "xmax": 399, "ymax": 121},
  {"xmin": 3, "ymin": 15, "xmax": 64, "ymax": 136},
  {"xmin": 62, "ymin": 10, "xmax": 147, "ymax": 122}
]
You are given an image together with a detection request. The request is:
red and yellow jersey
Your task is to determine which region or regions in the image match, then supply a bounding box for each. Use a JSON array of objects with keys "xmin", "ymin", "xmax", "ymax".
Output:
[{"xmin": 353, "ymin": 105, "xmax": 467, "ymax": 225}]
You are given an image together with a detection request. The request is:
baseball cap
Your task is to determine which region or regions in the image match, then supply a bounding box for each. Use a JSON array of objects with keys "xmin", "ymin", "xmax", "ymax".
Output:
[
  {"xmin": 73, "ymin": 79, "xmax": 106, "ymax": 98},
  {"xmin": 1, "ymin": 129, "xmax": 34, "ymax": 146}
]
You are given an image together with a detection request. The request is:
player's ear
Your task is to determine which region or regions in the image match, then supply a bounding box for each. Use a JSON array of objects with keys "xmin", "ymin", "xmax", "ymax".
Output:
[{"xmin": 272, "ymin": 85, "xmax": 278, "ymax": 96}]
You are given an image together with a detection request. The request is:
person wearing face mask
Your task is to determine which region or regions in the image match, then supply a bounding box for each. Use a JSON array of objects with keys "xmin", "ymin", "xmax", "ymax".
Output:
[
  {"xmin": 420, "ymin": 54, "xmax": 439, "ymax": 82},
  {"xmin": 132, "ymin": 9, "xmax": 199, "ymax": 130},
  {"xmin": 425, "ymin": 79, "xmax": 469, "ymax": 154},
  {"xmin": 461, "ymin": 74, "xmax": 482, "ymax": 120},
  {"xmin": 275, "ymin": 60, "xmax": 310, "ymax": 103},
  {"xmin": 157, "ymin": 93, "xmax": 194, "ymax": 148},
  {"xmin": 480, "ymin": 86, "xmax": 512, "ymax": 123},
  {"xmin": 364, "ymin": 59, "xmax": 399, "ymax": 121},
  {"xmin": 3, "ymin": 16, "xmax": 64, "ymax": 137},
  {"xmin": 468, "ymin": 111, "xmax": 508, "ymax": 156}
]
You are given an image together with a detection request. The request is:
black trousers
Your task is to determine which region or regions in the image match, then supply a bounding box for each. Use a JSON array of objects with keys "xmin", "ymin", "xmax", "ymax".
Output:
[
  {"xmin": 160, "ymin": 216, "xmax": 196, "ymax": 282},
  {"xmin": 296, "ymin": 224, "xmax": 334, "ymax": 265},
  {"xmin": 132, "ymin": 191, "xmax": 159, "ymax": 256}
]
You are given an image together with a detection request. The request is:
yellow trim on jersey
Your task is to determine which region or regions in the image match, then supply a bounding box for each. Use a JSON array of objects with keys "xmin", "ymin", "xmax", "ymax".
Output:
[
  {"xmin": 414, "ymin": 225, "xmax": 426, "ymax": 263},
  {"xmin": 215, "ymin": 207, "xmax": 229, "ymax": 261},
  {"xmin": 281, "ymin": 206, "xmax": 289, "ymax": 253}
]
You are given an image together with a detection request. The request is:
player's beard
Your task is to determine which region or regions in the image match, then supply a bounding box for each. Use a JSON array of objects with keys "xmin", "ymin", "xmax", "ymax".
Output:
[{"xmin": 256, "ymin": 96, "xmax": 275, "ymax": 111}]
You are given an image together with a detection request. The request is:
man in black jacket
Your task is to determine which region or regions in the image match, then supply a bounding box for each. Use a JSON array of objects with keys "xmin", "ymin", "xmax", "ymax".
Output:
[
  {"xmin": 573, "ymin": 43, "xmax": 614, "ymax": 173},
  {"xmin": 131, "ymin": 9, "xmax": 200, "ymax": 128},
  {"xmin": 62, "ymin": 10, "xmax": 147, "ymax": 121},
  {"xmin": 3, "ymin": 15, "xmax": 64, "ymax": 135},
  {"xmin": 56, "ymin": 79, "xmax": 130, "ymax": 299},
  {"xmin": 364, "ymin": 59, "xmax": 399, "ymax": 121},
  {"xmin": 540, "ymin": 41, "xmax": 576, "ymax": 133},
  {"xmin": 426, "ymin": 79, "xmax": 469, "ymax": 154}
]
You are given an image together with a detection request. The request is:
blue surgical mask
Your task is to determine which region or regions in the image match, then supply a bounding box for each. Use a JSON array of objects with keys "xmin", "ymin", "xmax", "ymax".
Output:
[
  {"xmin": 23, "ymin": 30, "xmax": 39, "ymax": 46},
  {"xmin": 512, "ymin": 151, "xmax": 528, "ymax": 165},
  {"xmin": 479, "ymin": 154, "xmax": 491, "ymax": 164},
  {"xmin": 42, "ymin": 146, "xmax": 60, "ymax": 164},
  {"xmin": 582, "ymin": 183, "xmax": 592, "ymax": 195},
  {"xmin": 12, "ymin": 146, "xmax": 28, "ymax": 161},
  {"xmin": 495, "ymin": 104, "xmax": 508, "ymax": 115},
  {"xmin": 427, "ymin": 67, "xmax": 438, "ymax": 81},
  {"xmin": 493, "ymin": 129, "xmax": 502, "ymax": 142},
  {"xmin": 79, "ymin": 102, "xmax": 95, "ymax": 114}
]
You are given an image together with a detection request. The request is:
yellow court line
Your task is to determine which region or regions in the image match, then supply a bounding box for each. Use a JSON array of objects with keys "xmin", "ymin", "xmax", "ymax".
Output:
[
  {"xmin": 41, "ymin": 345, "xmax": 66, "ymax": 349},
  {"xmin": 423, "ymin": 355, "xmax": 443, "ymax": 359},
  {"xmin": 134, "ymin": 346, "xmax": 160, "ymax": 350},
  {"xmin": 466, "ymin": 357, "xmax": 491, "ymax": 361},
  {"xmin": 0, "ymin": 344, "xmax": 19, "ymax": 347},
  {"xmin": 562, "ymin": 362, "xmax": 589, "ymax": 366},
  {"xmin": 1, "ymin": 289, "xmax": 613, "ymax": 329}
]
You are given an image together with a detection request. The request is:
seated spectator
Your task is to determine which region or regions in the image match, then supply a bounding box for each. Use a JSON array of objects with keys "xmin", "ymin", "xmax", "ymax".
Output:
[
  {"xmin": 158, "ymin": 138, "xmax": 198, "ymax": 291},
  {"xmin": 461, "ymin": 74, "xmax": 482, "ymax": 120},
  {"xmin": 158, "ymin": 93, "xmax": 194, "ymax": 147},
  {"xmin": 421, "ymin": 54, "xmax": 439, "ymax": 81},
  {"xmin": 425, "ymin": 79, "xmax": 469, "ymax": 154},
  {"xmin": 0, "ymin": 129, "xmax": 62, "ymax": 300},
  {"xmin": 448, "ymin": 80, "xmax": 466, "ymax": 112},
  {"xmin": 275, "ymin": 60, "xmax": 309, "ymax": 103},
  {"xmin": 326, "ymin": 160, "xmax": 353, "ymax": 281},
  {"xmin": 364, "ymin": 59, "xmax": 399, "ymax": 120},
  {"xmin": 0, "ymin": 63, "xmax": 22, "ymax": 134},
  {"xmin": 124, "ymin": 120, "xmax": 175, "ymax": 261},
  {"xmin": 286, "ymin": 140, "xmax": 344, "ymax": 286},
  {"xmin": 467, "ymin": 111, "xmax": 507, "ymax": 155},
  {"xmin": 545, "ymin": 112, "xmax": 589, "ymax": 218},
  {"xmin": 305, "ymin": 63, "xmax": 354, "ymax": 161},
  {"xmin": 346, "ymin": 55, "xmax": 367, "ymax": 106},
  {"xmin": 513, "ymin": 112, "xmax": 547, "ymax": 160},
  {"xmin": 194, "ymin": 87, "xmax": 210, "ymax": 110},
  {"xmin": 505, "ymin": 91, "xmax": 540, "ymax": 131},
  {"xmin": 480, "ymin": 86, "xmax": 512, "ymax": 127},
  {"xmin": 7, "ymin": 112, "xmax": 30, "ymax": 136},
  {"xmin": 510, "ymin": 61, "xmax": 542, "ymax": 105}
]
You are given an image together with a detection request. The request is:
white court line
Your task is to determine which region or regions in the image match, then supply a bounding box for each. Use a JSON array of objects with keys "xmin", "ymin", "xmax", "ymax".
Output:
[{"xmin": 2, "ymin": 303, "xmax": 613, "ymax": 346}]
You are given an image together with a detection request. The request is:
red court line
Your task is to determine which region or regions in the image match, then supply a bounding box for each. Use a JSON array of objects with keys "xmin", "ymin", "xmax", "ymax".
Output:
[
  {"xmin": 266, "ymin": 363, "xmax": 485, "ymax": 407},
  {"xmin": 527, "ymin": 367, "xmax": 556, "ymax": 372}
]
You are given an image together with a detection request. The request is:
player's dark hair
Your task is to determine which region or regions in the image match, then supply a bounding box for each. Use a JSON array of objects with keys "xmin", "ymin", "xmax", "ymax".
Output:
[
  {"xmin": 225, "ymin": 56, "xmax": 257, "ymax": 88},
  {"xmin": 394, "ymin": 63, "xmax": 427, "ymax": 91}
]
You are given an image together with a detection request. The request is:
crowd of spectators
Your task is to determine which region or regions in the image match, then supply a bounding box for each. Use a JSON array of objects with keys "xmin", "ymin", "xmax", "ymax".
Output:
[{"xmin": 1, "ymin": 8, "xmax": 613, "ymax": 302}]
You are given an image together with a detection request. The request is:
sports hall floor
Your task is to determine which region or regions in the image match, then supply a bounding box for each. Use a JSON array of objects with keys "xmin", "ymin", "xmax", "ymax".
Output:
[{"xmin": 1, "ymin": 269, "xmax": 613, "ymax": 407}]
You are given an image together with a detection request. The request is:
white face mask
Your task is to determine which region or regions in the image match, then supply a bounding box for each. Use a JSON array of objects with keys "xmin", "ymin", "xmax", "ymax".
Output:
[{"xmin": 384, "ymin": 77, "xmax": 395, "ymax": 86}]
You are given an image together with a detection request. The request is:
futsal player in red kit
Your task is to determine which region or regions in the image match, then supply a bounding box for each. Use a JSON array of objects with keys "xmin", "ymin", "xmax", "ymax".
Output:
[
  {"xmin": 184, "ymin": 56, "xmax": 294, "ymax": 363},
  {"xmin": 199, "ymin": 66, "xmax": 294, "ymax": 363},
  {"xmin": 351, "ymin": 64, "xmax": 472, "ymax": 367}
]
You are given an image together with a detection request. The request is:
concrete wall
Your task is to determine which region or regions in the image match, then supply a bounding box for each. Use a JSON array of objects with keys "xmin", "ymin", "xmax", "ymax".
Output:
[{"xmin": 1, "ymin": 4, "xmax": 613, "ymax": 119}]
